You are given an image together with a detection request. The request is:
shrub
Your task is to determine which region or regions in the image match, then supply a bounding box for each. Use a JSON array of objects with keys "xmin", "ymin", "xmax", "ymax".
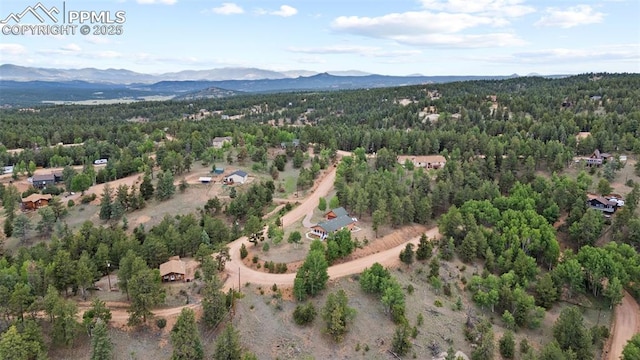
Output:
[
  {"xmin": 443, "ymin": 282, "xmax": 452, "ymax": 297},
  {"xmin": 519, "ymin": 338, "xmax": 531, "ymax": 354},
  {"xmin": 21, "ymin": 187, "xmax": 39, "ymax": 198},
  {"xmin": 252, "ymin": 255, "xmax": 259, "ymax": 264},
  {"xmin": 499, "ymin": 331, "xmax": 515, "ymax": 359},
  {"xmin": 67, "ymin": 199, "xmax": 75, "ymax": 207},
  {"xmin": 272, "ymin": 284, "xmax": 278, "ymax": 292},
  {"xmin": 240, "ymin": 244, "xmax": 248, "ymax": 259},
  {"xmin": 262, "ymin": 242, "xmax": 270, "ymax": 252},
  {"xmin": 80, "ymin": 193, "xmax": 96, "ymax": 204},
  {"xmin": 407, "ymin": 284, "xmax": 414, "ymax": 295},
  {"xmin": 434, "ymin": 300, "xmax": 443, "ymax": 307},
  {"xmin": 42, "ymin": 186, "xmax": 64, "ymax": 195},
  {"xmin": 276, "ymin": 263, "xmax": 288, "ymax": 274},
  {"xmin": 156, "ymin": 317, "xmax": 167, "ymax": 329},
  {"xmin": 293, "ymin": 302, "xmax": 317, "ymax": 325}
]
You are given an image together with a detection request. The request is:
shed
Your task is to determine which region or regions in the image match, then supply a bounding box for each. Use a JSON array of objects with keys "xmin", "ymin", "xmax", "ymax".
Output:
[
  {"xmin": 213, "ymin": 167, "xmax": 224, "ymax": 175},
  {"xmin": 224, "ymin": 170, "xmax": 248, "ymax": 185}
]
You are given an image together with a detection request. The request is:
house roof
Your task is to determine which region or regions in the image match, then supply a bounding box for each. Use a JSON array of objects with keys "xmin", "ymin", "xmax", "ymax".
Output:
[
  {"xmin": 159, "ymin": 258, "xmax": 186, "ymax": 277},
  {"xmin": 229, "ymin": 170, "xmax": 247, "ymax": 178},
  {"xmin": 326, "ymin": 207, "xmax": 349, "ymax": 218},
  {"xmin": 397, "ymin": 155, "xmax": 446, "ymax": 164},
  {"xmin": 22, "ymin": 193, "xmax": 52, "ymax": 203},
  {"xmin": 590, "ymin": 197, "xmax": 617, "ymax": 206},
  {"xmin": 212, "ymin": 136, "xmax": 232, "ymax": 143},
  {"xmin": 591, "ymin": 149, "xmax": 612, "ymax": 160},
  {"xmin": 32, "ymin": 174, "xmax": 55, "ymax": 182},
  {"xmin": 315, "ymin": 215, "xmax": 356, "ymax": 233}
]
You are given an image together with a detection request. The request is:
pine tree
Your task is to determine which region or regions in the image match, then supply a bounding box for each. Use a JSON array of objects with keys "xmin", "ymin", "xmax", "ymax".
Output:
[
  {"xmin": 99, "ymin": 183, "xmax": 113, "ymax": 221},
  {"xmin": 171, "ymin": 308, "xmax": 203, "ymax": 360},
  {"xmin": 156, "ymin": 171, "xmax": 176, "ymax": 201},
  {"xmin": 202, "ymin": 278, "xmax": 228, "ymax": 329},
  {"xmin": 90, "ymin": 319, "xmax": 112, "ymax": 360},
  {"xmin": 213, "ymin": 324, "xmax": 242, "ymax": 360},
  {"xmin": 322, "ymin": 289, "xmax": 356, "ymax": 342},
  {"xmin": 416, "ymin": 233, "xmax": 433, "ymax": 260},
  {"xmin": 391, "ymin": 323, "xmax": 412, "ymax": 356},
  {"xmin": 13, "ymin": 214, "xmax": 31, "ymax": 244},
  {"xmin": 499, "ymin": 331, "xmax": 515, "ymax": 359},
  {"xmin": 399, "ymin": 243, "xmax": 415, "ymax": 265},
  {"xmin": 140, "ymin": 172, "xmax": 154, "ymax": 200}
]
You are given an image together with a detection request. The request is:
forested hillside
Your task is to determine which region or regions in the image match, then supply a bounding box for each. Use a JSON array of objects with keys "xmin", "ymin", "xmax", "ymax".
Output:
[{"xmin": 1, "ymin": 73, "xmax": 639, "ymax": 360}]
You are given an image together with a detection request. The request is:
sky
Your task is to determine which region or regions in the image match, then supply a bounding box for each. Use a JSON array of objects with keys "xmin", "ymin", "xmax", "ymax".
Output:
[{"xmin": 0, "ymin": 0, "xmax": 639, "ymax": 76}]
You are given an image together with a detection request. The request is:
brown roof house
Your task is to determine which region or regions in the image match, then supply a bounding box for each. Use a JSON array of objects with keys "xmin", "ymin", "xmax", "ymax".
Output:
[
  {"xmin": 21, "ymin": 194, "xmax": 52, "ymax": 211},
  {"xmin": 397, "ymin": 155, "xmax": 447, "ymax": 169},
  {"xmin": 585, "ymin": 149, "xmax": 612, "ymax": 166},
  {"xmin": 325, "ymin": 207, "xmax": 349, "ymax": 220},
  {"xmin": 311, "ymin": 207, "xmax": 358, "ymax": 240},
  {"xmin": 587, "ymin": 196, "xmax": 617, "ymax": 214},
  {"xmin": 159, "ymin": 256, "xmax": 191, "ymax": 282}
]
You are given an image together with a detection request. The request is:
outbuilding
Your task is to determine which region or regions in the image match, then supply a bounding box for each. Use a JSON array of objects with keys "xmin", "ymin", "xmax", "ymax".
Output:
[{"xmin": 224, "ymin": 170, "xmax": 248, "ymax": 185}]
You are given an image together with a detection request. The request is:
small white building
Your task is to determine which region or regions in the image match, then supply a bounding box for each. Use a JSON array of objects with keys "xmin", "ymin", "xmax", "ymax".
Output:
[
  {"xmin": 2, "ymin": 166, "xmax": 13, "ymax": 174},
  {"xmin": 199, "ymin": 177, "xmax": 212, "ymax": 183},
  {"xmin": 224, "ymin": 170, "xmax": 248, "ymax": 185}
]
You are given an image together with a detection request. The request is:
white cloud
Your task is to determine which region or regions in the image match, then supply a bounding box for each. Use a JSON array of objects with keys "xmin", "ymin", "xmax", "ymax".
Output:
[
  {"xmin": 255, "ymin": 5, "xmax": 298, "ymax": 17},
  {"xmin": 392, "ymin": 32, "xmax": 525, "ymax": 47},
  {"xmin": 136, "ymin": 0, "xmax": 177, "ymax": 4},
  {"xmin": 84, "ymin": 36, "xmax": 114, "ymax": 45},
  {"xmin": 95, "ymin": 51, "xmax": 122, "ymax": 59},
  {"xmin": 332, "ymin": 11, "xmax": 525, "ymax": 48},
  {"xmin": 288, "ymin": 45, "xmax": 422, "ymax": 57},
  {"xmin": 295, "ymin": 56, "xmax": 327, "ymax": 64},
  {"xmin": 535, "ymin": 5, "xmax": 604, "ymax": 28},
  {"xmin": 211, "ymin": 3, "xmax": 244, "ymax": 15},
  {"xmin": 0, "ymin": 43, "xmax": 27, "ymax": 56},
  {"xmin": 60, "ymin": 43, "xmax": 81, "ymax": 52},
  {"xmin": 333, "ymin": 12, "xmax": 503, "ymax": 35},
  {"xmin": 471, "ymin": 44, "xmax": 640, "ymax": 64},
  {"xmin": 271, "ymin": 5, "xmax": 297, "ymax": 17},
  {"xmin": 330, "ymin": 0, "xmax": 535, "ymax": 49},
  {"xmin": 420, "ymin": 0, "xmax": 535, "ymax": 17}
]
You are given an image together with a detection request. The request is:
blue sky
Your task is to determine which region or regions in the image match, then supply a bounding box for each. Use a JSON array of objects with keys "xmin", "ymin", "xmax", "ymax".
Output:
[{"xmin": 0, "ymin": 0, "xmax": 639, "ymax": 76}]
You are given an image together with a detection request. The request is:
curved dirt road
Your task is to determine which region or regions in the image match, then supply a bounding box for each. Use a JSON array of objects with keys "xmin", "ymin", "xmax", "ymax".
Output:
[
  {"xmin": 222, "ymin": 226, "xmax": 441, "ymax": 290},
  {"xmin": 607, "ymin": 291, "xmax": 640, "ymax": 360},
  {"xmin": 280, "ymin": 166, "xmax": 336, "ymax": 228}
]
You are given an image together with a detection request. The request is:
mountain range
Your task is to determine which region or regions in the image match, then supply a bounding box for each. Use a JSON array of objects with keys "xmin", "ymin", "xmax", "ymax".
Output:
[
  {"xmin": 0, "ymin": 64, "xmax": 561, "ymax": 107},
  {"xmin": 0, "ymin": 64, "xmax": 375, "ymax": 84}
]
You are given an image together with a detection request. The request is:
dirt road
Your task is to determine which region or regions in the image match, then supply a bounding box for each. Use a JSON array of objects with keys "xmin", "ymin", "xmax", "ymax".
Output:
[
  {"xmin": 607, "ymin": 291, "xmax": 640, "ymax": 360},
  {"xmin": 280, "ymin": 166, "xmax": 336, "ymax": 228},
  {"xmin": 222, "ymin": 226, "xmax": 441, "ymax": 290},
  {"xmin": 77, "ymin": 301, "xmax": 200, "ymax": 329}
]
